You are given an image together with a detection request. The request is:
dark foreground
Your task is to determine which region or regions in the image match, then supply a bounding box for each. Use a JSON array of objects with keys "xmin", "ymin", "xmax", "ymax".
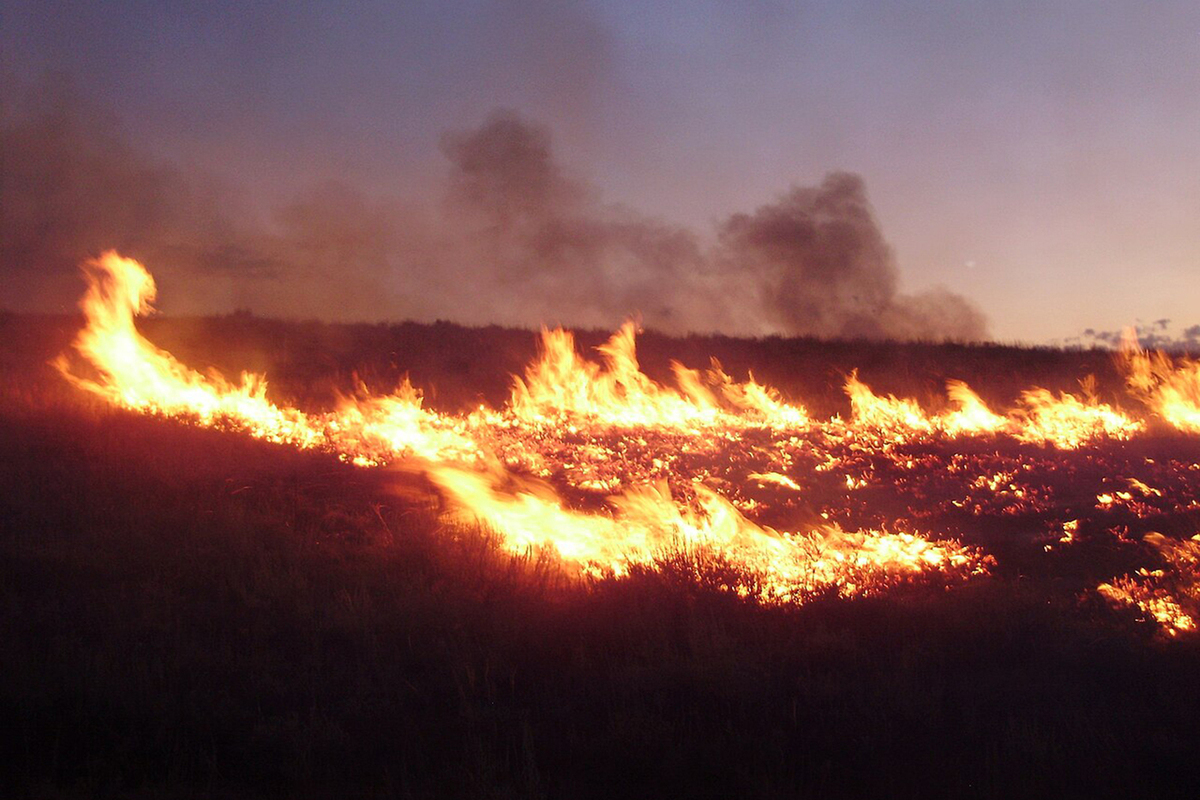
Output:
[{"xmin": 3, "ymin": 315, "xmax": 1200, "ymax": 799}]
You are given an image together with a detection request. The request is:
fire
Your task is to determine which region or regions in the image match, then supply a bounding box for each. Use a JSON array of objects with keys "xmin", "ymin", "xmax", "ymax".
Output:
[
  {"xmin": 431, "ymin": 462, "xmax": 983, "ymax": 600},
  {"xmin": 55, "ymin": 252, "xmax": 322, "ymax": 447},
  {"xmin": 843, "ymin": 370, "xmax": 933, "ymax": 438},
  {"xmin": 1097, "ymin": 533, "xmax": 1200, "ymax": 636},
  {"xmin": 941, "ymin": 380, "xmax": 1008, "ymax": 435},
  {"xmin": 55, "ymin": 252, "xmax": 1200, "ymax": 623},
  {"xmin": 328, "ymin": 382, "xmax": 483, "ymax": 464},
  {"xmin": 838, "ymin": 371, "xmax": 1138, "ymax": 448},
  {"xmin": 1012, "ymin": 379, "xmax": 1142, "ymax": 449},
  {"xmin": 1122, "ymin": 339, "xmax": 1200, "ymax": 433},
  {"xmin": 56, "ymin": 252, "xmax": 480, "ymax": 461},
  {"xmin": 509, "ymin": 322, "xmax": 809, "ymax": 430}
]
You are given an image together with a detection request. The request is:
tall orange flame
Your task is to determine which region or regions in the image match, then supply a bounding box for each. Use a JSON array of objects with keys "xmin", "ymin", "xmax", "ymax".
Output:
[
  {"xmin": 509, "ymin": 322, "xmax": 809, "ymax": 430},
  {"xmin": 1121, "ymin": 334, "xmax": 1200, "ymax": 434}
]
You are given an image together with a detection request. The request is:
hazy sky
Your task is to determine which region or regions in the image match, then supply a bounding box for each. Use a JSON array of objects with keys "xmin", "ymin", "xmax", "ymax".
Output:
[{"xmin": 3, "ymin": 0, "xmax": 1198, "ymax": 343}]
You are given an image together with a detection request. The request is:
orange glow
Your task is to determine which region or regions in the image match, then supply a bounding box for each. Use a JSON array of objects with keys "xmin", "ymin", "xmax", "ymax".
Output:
[
  {"xmin": 1122, "ymin": 336, "xmax": 1200, "ymax": 434},
  {"xmin": 431, "ymin": 462, "xmax": 984, "ymax": 600},
  {"xmin": 1097, "ymin": 533, "xmax": 1200, "ymax": 636},
  {"xmin": 1012, "ymin": 379, "xmax": 1142, "ymax": 449},
  {"xmin": 55, "ymin": 252, "xmax": 322, "ymax": 447},
  {"xmin": 60, "ymin": 252, "xmax": 1200, "ymax": 619},
  {"xmin": 940, "ymin": 380, "xmax": 1008, "ymax": 435},
  {"xmin": 56, "ymin": 252, "xmax": 480, "ymax": 462},
  {"xmin": 843, "ymin": 370, "xmax": 932, "ymax": 438},
  {"xmin": 509, "ymin": 322, "xmax": 809, "ymax": 430}
]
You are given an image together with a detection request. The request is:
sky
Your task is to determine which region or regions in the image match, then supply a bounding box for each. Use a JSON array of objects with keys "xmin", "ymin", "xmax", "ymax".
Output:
[{"xmin": 2, "ymin": 0, "xmax": 1198, "ymax": 343}]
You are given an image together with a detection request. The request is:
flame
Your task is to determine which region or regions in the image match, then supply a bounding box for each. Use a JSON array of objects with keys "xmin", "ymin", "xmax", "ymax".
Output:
[
  {"xmin": 704, "ymin": 360, "xmax": 811, "ymax": 427},
  {"xmin": 1121, "ymin": 336, "xmax": 1200, "ymax": 433},
  {"xmin": 430, "ymin": 462, "xmax": 984, "ymax": 601},
  {"xmin": 54, "ymin": 253, "xmax": 991, "ymax": 603},
  {"xmin": 55, "ymin": 252, "xmax": 322, "ymax": 447},
  {"xmin": 843, "ymin": 375, "xmax": 1012, "ymax": 440},
  {"xmin": 843, "ymin": 371, "xmax": 933, "ymax": 437},
  {"xmin": 56, "ymin": 251, "xmax": 479, "ymax": 461},
  {"xmin": 72, "ymin": 252, "xmax": 1200, "ymax": 615},
  {"xmin": 1012, "ymin": 378, "xmax": 1142, "ymax": 449},
  {"xmin": 1097, "ymin": 533, "xmax": 1200, "ymax": 636},
  {"xmin": 509, "ymin": 322, "xmax": 808, "ymax": 430},
  {"xmin": 840, "ymin": 371, "xmax": 1140, "ymax": 448},
  {"xmin": 940, "ymin": 380, "xmax": 1008, "ymax": 435}
]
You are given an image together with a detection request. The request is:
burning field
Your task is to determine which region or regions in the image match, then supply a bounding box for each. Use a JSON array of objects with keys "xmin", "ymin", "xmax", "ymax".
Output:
[
  {"xmin": 5, "ymin": 252, "xmax": 1200, "ymax": 798},
  {"xmin": 52, "ymin": 252, "xmax": 1200, "ymax": 630}
]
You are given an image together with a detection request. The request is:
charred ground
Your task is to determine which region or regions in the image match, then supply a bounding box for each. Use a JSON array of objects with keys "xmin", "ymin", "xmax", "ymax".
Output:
[{"xmin": 3, "ymin": 314, "xmax": 1200, "ymax": 799}]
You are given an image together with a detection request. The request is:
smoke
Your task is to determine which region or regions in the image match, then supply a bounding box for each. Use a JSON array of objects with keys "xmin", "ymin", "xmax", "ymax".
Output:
[
  {"xmin": 716, "ymin": 172, "xmax": 984, "ymax": 339},
  {"xmin": 0, "ymin": 74, "xmax": 410, "ymax": 320},
  {"xmin": 432, "ymin": 111, "xmax": 986, "ymax": 339},
  {"xmin": 2, "ymin": 76, "xmax": 987, "ymax": 340},
  {"xmin": 433, "ymin": 110, "xmax": 715, "ymax": 329}
]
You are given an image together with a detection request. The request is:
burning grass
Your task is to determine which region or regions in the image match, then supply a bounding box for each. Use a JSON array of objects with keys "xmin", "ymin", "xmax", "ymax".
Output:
[
  {"xmin": 4, "ymin": 397, "xmax": 1200, "ymax": 799},
  {"xmin": 6, "ymin": 253, "xmax": 1200, "ymax": 797}
]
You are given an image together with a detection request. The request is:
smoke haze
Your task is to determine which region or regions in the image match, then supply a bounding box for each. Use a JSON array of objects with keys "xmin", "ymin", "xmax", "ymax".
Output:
[{"xmin": 2, "ymin": 76, "xmax": 986, "ymax": 341}]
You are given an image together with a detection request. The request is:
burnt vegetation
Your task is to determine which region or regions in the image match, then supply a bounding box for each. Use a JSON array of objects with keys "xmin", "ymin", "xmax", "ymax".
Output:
[{"xmin": 4, "ymin": 314, "xmax": 1200, "ymax": 799}]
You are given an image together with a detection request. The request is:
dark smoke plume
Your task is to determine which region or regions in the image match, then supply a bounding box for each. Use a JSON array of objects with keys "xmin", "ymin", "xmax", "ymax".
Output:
[
  {"xmin": 433, "ymin": 110, "xmax": 713, "ymax": 330},
  {"xmin": 2, "ymin": 77, "xmax": 987, "ymax": 340},
  {"xmin": 717, "ymin": 173, "xmax": 987, "ymax": 340}
]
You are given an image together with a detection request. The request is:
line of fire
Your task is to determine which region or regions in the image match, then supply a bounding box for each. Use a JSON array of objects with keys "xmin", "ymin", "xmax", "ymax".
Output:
[{"xmin": 54, "ymin": 251, "xmax": 1200, "ymax": 636}]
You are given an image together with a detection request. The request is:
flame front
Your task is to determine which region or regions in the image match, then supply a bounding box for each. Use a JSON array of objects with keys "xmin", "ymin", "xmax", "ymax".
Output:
[
  {"xmin": 55, "ymin": 252, "xmax": 1200, "ymax": 616},
  {"xmin": 430, "ymin": 462, "xmax": 982, "ymax": 600},
  {"xmin": 1122, "ymin": 337, "xmax": 1200, "ymax": 434},
  {"xmin": 509, "ymin": 322, "xmax": 809, "ymax": 430},
  {"xmin": 55, "ymin": 252, "xmax": 321, "ymax": 447}
]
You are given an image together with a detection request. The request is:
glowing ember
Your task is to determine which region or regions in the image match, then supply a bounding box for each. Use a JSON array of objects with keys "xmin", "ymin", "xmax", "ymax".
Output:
[{"xmin": 1097, "ymin": 533, "xmax": 1200, "ymax": 636}]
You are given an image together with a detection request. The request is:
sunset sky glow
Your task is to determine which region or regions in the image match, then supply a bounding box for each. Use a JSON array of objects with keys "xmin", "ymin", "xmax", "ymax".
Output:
[{"xmin": 3, "ymin": 0, "xmax": 1198, "ymax": 343}]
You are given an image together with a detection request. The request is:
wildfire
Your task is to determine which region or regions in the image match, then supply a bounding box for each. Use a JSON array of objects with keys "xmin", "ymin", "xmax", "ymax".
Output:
[
  {"xmin": 508, "ymin": 322, "xmax": 809, "ymax": 430},
  {"xmin": 431, "ymin": 462, "xmax": 983, "ymax": 600},
  {"xmin": 940, "ymin": 380, "xmax": 1009, "ymax": 436},
  {"xmin": 1012, "ymin": 379, "xmax": 1142, "ymax": 449},
  {"xmin": 54, "ymin": 252, "xmax": 321, "ymax": 447},
  {"xmin": 1122, "ymin": 338, "xmax": 1200, "ymax": 434},
  {"xmin": 837, "ymin": 371, "xmax": 1138, "ymax": 448},
  {"xmin": 1097, "ymin": 533, "xmax": 1200, "ymax": 636},
  {"xmin": 55, "ymin": 252, "xmax": 481, "ymax": 462},
  {"xmin": 52, "ymin": 252, "xmax": 1200, "ymax": 624},
  {"xmin": 843, "ymin": 371, "xmax": 933, "ymax": 438}
]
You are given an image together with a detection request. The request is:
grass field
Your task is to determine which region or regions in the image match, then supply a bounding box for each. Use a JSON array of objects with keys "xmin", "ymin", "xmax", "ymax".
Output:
[{"xmin": 3, "ymin": 314, "xmax": 1200, "ymax": 799}]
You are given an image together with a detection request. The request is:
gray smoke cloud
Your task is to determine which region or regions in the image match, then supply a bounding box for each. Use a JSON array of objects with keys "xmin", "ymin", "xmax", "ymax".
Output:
[
  {"xmin": 0, "ymin": 74, "xmax": 410, "ymax": 320},
  {"xmin": 2, "ymin": 77, "xmax": 987, "ymax": 341},
  {"xmin": 433, "ymin": 110, "xmax": 986, "ymax": 339},
  {"xmin": 716, "ymin": 172, "xmax": 986, "ymax": 339},
  {"xmin": 433, "ymin": 110, "xmax": 715, "ymax": 329}
]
